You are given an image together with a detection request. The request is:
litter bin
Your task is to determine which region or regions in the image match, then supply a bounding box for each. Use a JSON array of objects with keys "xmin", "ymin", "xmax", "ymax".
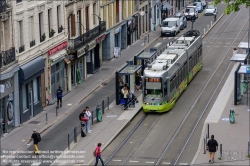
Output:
[{"xmin": 96, "ymin": 106, "xmax": 102, "ymax": 122}]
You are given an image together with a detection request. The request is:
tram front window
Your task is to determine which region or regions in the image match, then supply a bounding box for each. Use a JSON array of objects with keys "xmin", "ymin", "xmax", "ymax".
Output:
[{"xmin": 144, "ymin": 77, "xmax": 163, "ymax": 98}]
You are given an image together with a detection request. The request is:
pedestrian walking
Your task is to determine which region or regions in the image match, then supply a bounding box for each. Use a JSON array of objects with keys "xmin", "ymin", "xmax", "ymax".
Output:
[
  {"xmin": 85, "ymin": 106, "xmax": 92, "ymax": 133},
  {"xmin": 27, "ymin": 129, "xmax": 41, "ymax": 155},
  {"xmin": 94, "ymin": 143, "xmax": 105, "ymax": 166},
  {"xmin": 206, "ymin": 135, "xmax": 218, "ymax": 163},
  {"xmin": 56, "ymin": 86, "xmax": 63, "ymax": 107}
]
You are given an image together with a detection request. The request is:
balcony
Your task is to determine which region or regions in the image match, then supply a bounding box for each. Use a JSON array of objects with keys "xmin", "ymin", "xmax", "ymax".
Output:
[
  {"xmin": 68, "ymin": 21, "xmax": 106, "ymax": 50},
  {"xmin": 19, "ymin": 45, "xmax": 25, "ymax": 53},
  {"xmin": 30, "ymin": 40, "xmax": 35, "ymax": 47},
  {"xmin": 0, "ymin": 47, "xmax": 16, "ymax": 70}
]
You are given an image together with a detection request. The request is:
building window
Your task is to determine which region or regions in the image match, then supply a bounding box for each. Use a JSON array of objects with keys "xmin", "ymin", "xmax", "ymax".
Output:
[
  {"xmin": 33, "ymin": 78, "xmax": 38, "ymax": 103},
  {"xmin": 48, "ymin": 9, "xmax": 52, "ymax": 32},
  {"xmin": 29, "ymin": 16, "xmax": 35, "ymax": 47},
  {"xmin": 85, "ymin": 6, "xmax": 89, "ymax": 31},
  {"xmin": 77, "ymin": 10, "xmax": 82, "ymax": 36},
  {"xmin": 68, "ymin": 14, "xmax": 75, "ymax": 38},
  {"xmin": 93, "ymin": 3, "xmax": 96, "ymax": 24},
  {"xmin": 39, "ymin": 12, "xmax": 45, "ymax": 42},
  {"xmin": 16, "ymin": 0, "xmax": 22, "ymax": 3},
  {"xmin": 18, "ymin": 20, "xmax": 23, "ymax": 47},
  {"xmin": 22, "ymin": 85, "xmax": 28, "ymax": 112},
  {"xmin": 57, "ymin": 5, "xmax": 62, "ymax": 33}
]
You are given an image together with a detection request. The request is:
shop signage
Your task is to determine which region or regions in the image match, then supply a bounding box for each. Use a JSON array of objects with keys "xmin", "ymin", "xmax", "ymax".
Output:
[
  {"xmin": 77, "ymin": 40, "xmax": 96, "ymax": 58},
  {"xmin": 96, "ymin": 34, "xmax": 106, "ymax": 43},
  {"xmin": 115, "ymin": 27, "xmax": 122, "ymax": 34},
  {"xmin": 48, "ymin": 41, "xmax": 68, "ymax": 56},
  {"xmin": 0, "ymin": 78, "xmax": 14, "ymax": 99}
]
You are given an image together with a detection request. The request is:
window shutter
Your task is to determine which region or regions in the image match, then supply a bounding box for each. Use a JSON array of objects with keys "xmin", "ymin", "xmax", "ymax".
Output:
[{"xmin": 72, "ymin": 14, "xmax": 76, "ymax": 36}]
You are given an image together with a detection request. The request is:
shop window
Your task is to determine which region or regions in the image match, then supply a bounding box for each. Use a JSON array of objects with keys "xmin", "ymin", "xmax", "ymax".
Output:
[
  {"xmin": 22, "ymin": 85, "xmax": 28, "ymax": 112},
  {"xmin": 33, "ymin": 78, "xmax": 39, "ymax": 103}
]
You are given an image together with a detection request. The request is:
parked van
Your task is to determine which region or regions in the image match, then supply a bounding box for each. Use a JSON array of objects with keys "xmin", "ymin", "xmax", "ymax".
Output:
[
  {"xmin": 161, "ymin": 17, "xmax": 180, "ymax": 36},
  {"xmin": 174, "ymin": 12, "xmax": 187, "ymax": 30},
  {"xmin": 184, "ymin": 6, "xmax": 198, "ymax": 20},
  {"xmin": 193, "ymin": 2, "xmax": 203, "ymax": 13}
]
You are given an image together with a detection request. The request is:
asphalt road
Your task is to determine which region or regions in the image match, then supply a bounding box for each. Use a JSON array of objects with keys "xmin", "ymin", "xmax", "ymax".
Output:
[{"xmin": 95, "ymin": 3, "xmax": 250, "ymax": 166}]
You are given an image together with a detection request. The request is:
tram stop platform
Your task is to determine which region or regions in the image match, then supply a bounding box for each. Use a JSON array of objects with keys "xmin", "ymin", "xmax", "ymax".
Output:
[
  {"xmin": 51, "ymin": 94, "xmax": 143, "ymax": 166},
  {"xmin": 191, "ymin": 62, "xmax": 250, "ymax": 165}
]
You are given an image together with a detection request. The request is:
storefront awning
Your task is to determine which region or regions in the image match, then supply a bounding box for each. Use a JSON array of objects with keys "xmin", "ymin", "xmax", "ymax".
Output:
[
  {"xmin": 49, "ymin": 49, "xmax": 67, "ymax": 64},
  {"xmin": 19, "ymin": 56, "xmax": 45, "ymax": 84},
  {"xmin": 230, "ymin": 53, "xmax": 248, "ymax": 63},
  {"xmin": 162, "ymin": 2, "xmax": 173, "ymax": 10}
]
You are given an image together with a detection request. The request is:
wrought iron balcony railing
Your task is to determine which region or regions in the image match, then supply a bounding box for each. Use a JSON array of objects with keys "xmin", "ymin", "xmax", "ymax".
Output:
[
  {"xmin": 0, "ymin": 0, "xmax": 7, "ymax": 13},
  {"xmin": 68, "ymin": 21, "xmax": 106, "ymax": 50},
  {"xmin": 0, "ymin": 47, "xmax": 16, "ymax": 69},
  {"xmin": 30, "ymin": 40, "xmax": 35, "ymax": 47},
  {"xmin": 19, "ymin": 45, "xmax": 25, "ymax": 53}
]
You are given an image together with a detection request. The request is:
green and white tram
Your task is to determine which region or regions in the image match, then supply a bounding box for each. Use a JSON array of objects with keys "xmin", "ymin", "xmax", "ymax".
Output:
[{"xmin": 142, "ymin": 30, "xmax": 202, "ymax": 113}]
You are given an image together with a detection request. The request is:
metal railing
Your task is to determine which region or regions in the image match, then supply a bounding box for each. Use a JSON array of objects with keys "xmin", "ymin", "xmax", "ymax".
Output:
[
  {"xmin": 19, "ymin": 45, "xmax": 25, "ymax": 53},
  {"xmin": 68, "ymin": 21, "xmax": 106, "ymax": 50},
  {"xmin": 30, "ymin": 40, "xmax": 35, "ymax": 47},
  {"xmin": 67, "ymin": 95, "xmax": 110, "ymax": 150},
  {"xmin": 0, "ymin": 47, "xmax": 16, "ymax": 70}
]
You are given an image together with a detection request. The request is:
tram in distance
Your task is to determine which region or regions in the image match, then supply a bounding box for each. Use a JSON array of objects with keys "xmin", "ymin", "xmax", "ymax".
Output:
[{"xmin": 142, "ymin": 30, "xmax": 202, "ymax": 113}]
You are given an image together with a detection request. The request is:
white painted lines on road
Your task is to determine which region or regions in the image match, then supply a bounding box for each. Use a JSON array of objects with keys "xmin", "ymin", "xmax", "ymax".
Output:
[
  {"xmin": 226, "ymin": 43, "xmax": 231, "ymax": 44},
  {"xmin": 112, "ymin": 159, "xmax": 122, "ymax": 162},
  {"xmin": 223, "ymin": 46, "xmax": 228, "ymax": 47},
  {"xmin": 154, "ymin": 43, "xmax": 161, "ymax": 47},
  {"xmin": 129, "ymin": 160, "xmax": 139, "ymax": 162},
  {"xmin": 31, "ymin": 162, "xmax": 42, "ymax": 166},
  {"xmin": 179, "ymin": 163, "xmax": 189, "ymax": 165},
  {"xmin": 162, "ymin": 162, "xmax": 171, "ymax": 165},
  {"xmin": 11, "ymin": 163, "xmax": 21, "ymax": 166},
  {"xmin": 145, "ymin": 161, "xmax": 155, "ymax": 164}
]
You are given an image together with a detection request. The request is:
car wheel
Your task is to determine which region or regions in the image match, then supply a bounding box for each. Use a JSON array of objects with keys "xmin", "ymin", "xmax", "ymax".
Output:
[{"xmin": 174, "ymin": 31, "xmax": 177, "ymax": 36}]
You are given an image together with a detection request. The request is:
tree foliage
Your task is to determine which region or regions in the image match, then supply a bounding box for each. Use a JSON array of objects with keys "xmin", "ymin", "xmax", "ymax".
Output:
[{"xmin": 213, "ymin": 0, "xmax": 250, "ymax": 14}]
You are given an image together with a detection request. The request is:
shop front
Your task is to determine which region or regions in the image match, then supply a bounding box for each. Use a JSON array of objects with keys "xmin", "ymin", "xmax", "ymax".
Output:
[
  {"xmin": 127, "ymin": 15, "xmax": 138, "ymax": 46},
  {"xmin": 18, "ymin": 56, "xmax": 45, "ymax": 123},
  {"xmin": 47, "ymin": 41, "xmax": 68, "ymax": 103}
]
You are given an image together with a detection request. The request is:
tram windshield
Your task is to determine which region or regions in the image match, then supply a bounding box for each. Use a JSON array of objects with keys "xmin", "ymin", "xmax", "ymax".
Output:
[{"xmin": 144, "ymin": 77, "xmax": 163, "ymax": 98}]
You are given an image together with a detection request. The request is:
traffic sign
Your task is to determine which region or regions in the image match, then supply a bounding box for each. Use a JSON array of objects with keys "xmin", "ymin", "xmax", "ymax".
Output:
[{"xmin": 246, "ymin": 66, "xmax": 250, "ymax": 73}]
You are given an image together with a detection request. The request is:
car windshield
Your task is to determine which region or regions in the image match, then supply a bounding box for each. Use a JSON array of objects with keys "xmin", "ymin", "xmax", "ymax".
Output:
[
  {"xmin": 206, "ymin": 5, "xmax": 214, "ymax": 9},
  {"xmin": 144, "ymin": 78, "xmax": 163, "ymax": 98},
  {"xmin": 162, "ymin": 21, "xmax": 176, "ymax": 27},
  {"xmin": 185, "ymin": 8, "xmax": 194, "ymax": 13}
]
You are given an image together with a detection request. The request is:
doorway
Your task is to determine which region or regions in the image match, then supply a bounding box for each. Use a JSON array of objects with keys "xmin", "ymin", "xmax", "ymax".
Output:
[
  {"xmin": 94, "ymin": 44, "xmax": 100, "ymax": 73},
  {"xmin": 28, "ymin": 90, "xmax": 33, "ymax": 117}
]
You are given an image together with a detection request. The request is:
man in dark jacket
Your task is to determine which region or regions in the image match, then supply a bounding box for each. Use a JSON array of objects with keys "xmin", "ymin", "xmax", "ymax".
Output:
[
  {"xmin": 207, "ymin": 135, "xmax": 218, "ymax": 163},
  {"xmin": 56, "ymin": 86, "xmax": 63, "ymax": 107},
  {"xmin": 27, "ymin": 129, "xmax": 40, "ymax": 155}
]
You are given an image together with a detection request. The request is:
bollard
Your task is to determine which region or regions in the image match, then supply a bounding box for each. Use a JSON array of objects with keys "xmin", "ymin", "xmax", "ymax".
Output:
[
  {"xmin": 68, "ymin": 134, "xmax": 70, "ymax": 150},
  {"xmin": 207, "ymin": 124, "xmax": 209, "ymax": 138},
  {"xmin": 107, "ymin": 96, "xmax": 109, "ymax": 109},
  {"xmin": 91, "ymin": 111, "xmax": 94, "ymax": 125},
  {"xmin": 219, "ymin": 144, "xmax": 222, "ymax": 159},
  {"xmin": 56, "ymin": 107, "xmax": 58, "ymax": 116},
  {"xmin": 204, "ymin": 28, "xmax": 206, "ymax": 35},
  {"xmin": 46, "ymin": 113, "xmax": 48, "ymax": 123},
  {"xmin": 248, "ymin": 141, "xmax": 250, "ymax": 157},
  {"xmin": 74, "ymin": 127, "xmax": 77, "ymax": 143},
  {"xmin": 96, "ymin": 105, "xmax": 102, "ymax": 122},
  {"xmin": 203, "ymin": 138, "xmax": 206, "ymax": 154},
  {"xmin": 102, "ymin": 100, "xmax": 104, "ymax": 114},
  {"xmin": 207, "ymin": 25, "xmax": 209, "ymax": 30}
]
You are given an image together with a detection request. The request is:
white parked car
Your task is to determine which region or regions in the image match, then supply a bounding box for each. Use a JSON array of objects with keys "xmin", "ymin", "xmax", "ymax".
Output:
[{"xmin": 204, "ymin": 5, "xmax": 217, "ymax": 16}]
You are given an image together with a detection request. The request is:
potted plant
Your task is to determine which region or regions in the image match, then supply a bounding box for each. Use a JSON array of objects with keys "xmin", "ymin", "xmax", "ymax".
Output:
[
  {"xmin": 58, "ymin": 25, "xmax": 63, "ymax": 33},
  {"xmin": 49, "ymin": 29, "xmax": 55, "ymax": 37},
  {"xmin": 40, "ymin": 33, "xmax": 46, "ymax": 42}
]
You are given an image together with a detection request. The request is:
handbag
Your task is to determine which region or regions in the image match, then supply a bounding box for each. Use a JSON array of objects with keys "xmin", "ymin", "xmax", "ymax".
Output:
[{"xmin": 81, "ymin": 117, "xmax": 89, "ymax": 122}]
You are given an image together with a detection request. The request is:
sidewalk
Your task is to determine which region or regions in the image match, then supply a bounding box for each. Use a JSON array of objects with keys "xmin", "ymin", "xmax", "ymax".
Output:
[
  {"xmin": 191, "ymin": 63, "xmax": 250, "ymax": 165},
  {"xmin": 0, "ymin": 28, "xmax": 161, "ymax": 153}
]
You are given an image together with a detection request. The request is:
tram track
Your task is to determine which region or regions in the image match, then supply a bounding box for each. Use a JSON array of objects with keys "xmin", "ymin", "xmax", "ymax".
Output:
[
  {"xmin": 103, "ymin": 5, "xmax": 249, "ymax": 166},
  {"xmin": 155, "ymin": 12, "xmax": 250, "ymax": 166}
]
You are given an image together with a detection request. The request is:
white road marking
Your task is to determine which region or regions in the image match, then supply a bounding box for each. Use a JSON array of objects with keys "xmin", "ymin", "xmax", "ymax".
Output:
[
  {"xmin": 223, "ymin": 46, "xmax": 228, "ymax": 47},
  {"xmin": 141, "ymin": 43, "xmax": 145, "ymax": 46},
  {"xmin": 145, "ymin": 161, "xmax": 154, "ymax": 163},
  {"xmin": 168, "ymin": 37, "xmax": 173, "ymax": 39},
  {"xmin": 12, "ymin": 163, "xmax": 21, "ymax": 166},
  {"xmin": 179, "ymin": 163, "xmax": 189, "ymax": 165},
  {"xmin": 129, "ymin": 160, "xmax": 139, "ymax": 162},
  {"xmin": 112, "ymin": 159, "xmax": 122, "ymax": 162},
  {"xmin": 154, "ymin": 43, "xmax": 161, "ymax": 47},
  {"xmin": 215, "ymin": 46, "xmax": 219, "ymax": 47},
  {"xmin": 162, "ymin": 162, "xmax": 171, "ymax": 165},
  {"xmin": 31, "ymin": 162, "xmax": 42, "ymax": 166}
]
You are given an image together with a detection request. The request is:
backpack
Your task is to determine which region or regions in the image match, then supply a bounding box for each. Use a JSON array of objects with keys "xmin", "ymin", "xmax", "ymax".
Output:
[
  {"xmin": 93, "ymin": 149, "xmax": 97, "ymax": 156},
  {"xmin": 37, "ymin": 133, "xmax": 41, "ymax": 142}
]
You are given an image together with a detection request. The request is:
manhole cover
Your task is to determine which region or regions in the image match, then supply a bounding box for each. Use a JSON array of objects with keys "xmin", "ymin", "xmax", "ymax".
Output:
[
  {"xmin": 29, "ymin": 121, "xmax": 40, "ymax": 124},
  {"xmin": 102, "ymin": 68, "xmax": 110, "ymax": 71}
]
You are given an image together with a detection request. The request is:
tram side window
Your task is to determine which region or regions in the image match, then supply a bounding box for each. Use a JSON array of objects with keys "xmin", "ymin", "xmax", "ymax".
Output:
[
  {"xmin": 164, "ymin": 81, "xmax": 168, "ymax": 96},
  {"xmin": 189, "ymin": 57, "xmax": 192, "ymax": 71},
  {"xmin": 194, "ymin": 52, "xmax": 197, "ymax": 64},
  {"xmin": 178, "ymin": 70, "xmax": 181, "ymax": 85}
]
